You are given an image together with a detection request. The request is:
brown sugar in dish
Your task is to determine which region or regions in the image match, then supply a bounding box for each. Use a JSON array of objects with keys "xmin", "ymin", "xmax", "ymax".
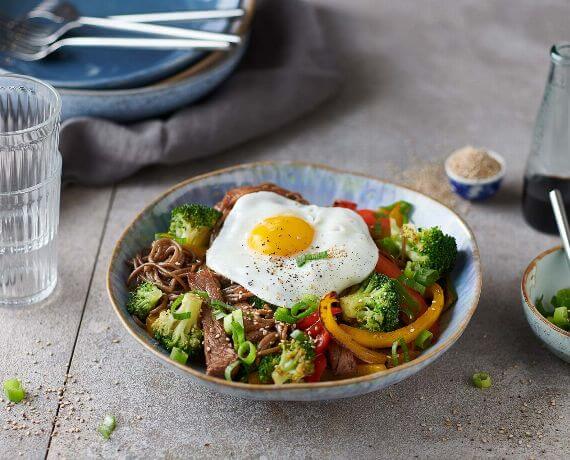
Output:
[{"xmin": 447, "ymin": 146, "xmax": 502, "ymax": 180}]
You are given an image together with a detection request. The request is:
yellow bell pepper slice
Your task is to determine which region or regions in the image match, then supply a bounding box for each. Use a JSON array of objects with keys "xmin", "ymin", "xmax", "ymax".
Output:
[
  {"xmin": 339, "ymin": 283, "xmax": 445, "ymax": 348},
  {"xmin": 354, "ymin": 364, "xmax": 387, "ymax": 376},
  {"xmin": 320, "ymin": 293, "xmax": 387, "ymax": 364}
]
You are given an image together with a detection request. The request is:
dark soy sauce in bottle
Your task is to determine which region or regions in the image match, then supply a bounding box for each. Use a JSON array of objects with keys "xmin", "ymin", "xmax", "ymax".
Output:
[
  {"xmin": 522, "ymin": 175, "xmax": 570, "ymax": 234},
  {"xmin": 522, "ymin": 44, "xmax": 570, "ymax": 233}
]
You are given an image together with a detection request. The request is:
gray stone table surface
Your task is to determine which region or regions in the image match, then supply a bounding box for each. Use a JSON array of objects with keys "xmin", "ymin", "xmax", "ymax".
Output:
[{"xmin": 1, "ymin": 0, "xmax": 569, "ymax": 458}]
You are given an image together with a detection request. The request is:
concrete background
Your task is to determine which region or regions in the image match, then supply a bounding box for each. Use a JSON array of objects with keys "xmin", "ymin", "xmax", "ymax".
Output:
[{"xmin": 1, "ymin": 0, "xmax": 568, "ymax": 458}]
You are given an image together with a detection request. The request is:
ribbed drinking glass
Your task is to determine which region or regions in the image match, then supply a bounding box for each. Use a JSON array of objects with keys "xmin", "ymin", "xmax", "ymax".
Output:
[{"xmin": 0, "ymin": 75, "xmax": 61, "ymax": 306}]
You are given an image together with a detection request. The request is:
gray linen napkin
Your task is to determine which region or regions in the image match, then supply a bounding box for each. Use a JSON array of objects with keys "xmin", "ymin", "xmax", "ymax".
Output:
[{"xmin": 60, "ymin": 0, "xmax": 341, "ymax": 185}]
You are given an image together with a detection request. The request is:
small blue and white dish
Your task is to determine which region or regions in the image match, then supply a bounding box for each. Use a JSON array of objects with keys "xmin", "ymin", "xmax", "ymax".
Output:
[
  {"xmin": 107, "ymin": 162, "xmax": 482, "ymax": 401},
  {"xmin": 444, "ymin": 150, "xmax": 506, "ymax": 201},
  {"xmin": 521, "ymin": 246, "xmax": 570, "ymax": 363}
]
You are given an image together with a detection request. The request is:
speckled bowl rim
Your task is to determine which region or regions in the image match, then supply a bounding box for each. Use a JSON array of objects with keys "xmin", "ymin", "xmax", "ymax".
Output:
[
  {"xmin": 58, "ymin": 0, "xmax": 255, "ymax": 96},
  {"xmin": 521, "ymin": 245, "xmax": 570, "ymax": 338},
  {"xmin": 444, "ymin": 149, "xmax": 506, "ymax": 186},
  {"xmin": 107, "ymin": 161, "xmax": 482, "ymax": 393}
]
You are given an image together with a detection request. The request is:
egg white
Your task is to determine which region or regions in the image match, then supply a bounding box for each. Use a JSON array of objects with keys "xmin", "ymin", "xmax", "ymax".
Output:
[{"xmin": 206, "ymin": 191, "xmax": 379, "ymax": 306}]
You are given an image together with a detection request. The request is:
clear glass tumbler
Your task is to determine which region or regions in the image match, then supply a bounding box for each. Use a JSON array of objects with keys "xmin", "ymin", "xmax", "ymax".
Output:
[{"xmin": 0, "ymin": 75, "xmax": 62, "ymax": 306}]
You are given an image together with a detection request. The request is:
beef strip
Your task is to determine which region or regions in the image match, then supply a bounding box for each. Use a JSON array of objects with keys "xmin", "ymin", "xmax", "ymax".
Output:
[
  {"xmin": 188, "ymin": 269, "xmax": 237, "ymax": 376},
  {"xmin": 328, "ymin": 340, "xmax": 358, "ymax": 377},
  {"xmin": 234, "ymin": 303, "xmax": 276, "ymax": 343},
  {"xmin": 211, "ymin": 183, "xmax": 309, "ymax": 240}
]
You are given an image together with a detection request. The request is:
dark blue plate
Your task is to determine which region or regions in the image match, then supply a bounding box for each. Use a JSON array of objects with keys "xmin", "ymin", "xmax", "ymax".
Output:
[{"xmin": 0, "ymin": 0, "xmax": 240, "ymax": 89}]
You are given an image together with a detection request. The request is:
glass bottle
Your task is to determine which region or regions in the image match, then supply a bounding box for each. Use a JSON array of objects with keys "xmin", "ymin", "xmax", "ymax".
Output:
[{"xmin": 522, "ymin": 43, "xmax": 570, "ymax": 234}]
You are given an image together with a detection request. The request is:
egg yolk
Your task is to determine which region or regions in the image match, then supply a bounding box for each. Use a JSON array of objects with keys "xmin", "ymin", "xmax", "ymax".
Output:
[{"xmin": 248, "ymin": 215, "xmax": 314, "ymax": 256}]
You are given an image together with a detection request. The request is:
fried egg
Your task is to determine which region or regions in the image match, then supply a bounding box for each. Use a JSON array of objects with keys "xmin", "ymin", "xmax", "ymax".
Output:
[{"xmin": 206, "ymin": 191, "xmax": 379, "ymax": 306}]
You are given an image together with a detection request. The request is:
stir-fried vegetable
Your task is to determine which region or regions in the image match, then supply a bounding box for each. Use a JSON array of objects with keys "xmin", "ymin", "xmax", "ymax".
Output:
[{"xmin": 338, "ymin": 283, "xmax": 444, "ymax": 348}]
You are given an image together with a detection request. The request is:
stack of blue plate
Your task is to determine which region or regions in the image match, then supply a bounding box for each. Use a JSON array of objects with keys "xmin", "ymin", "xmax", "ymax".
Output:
[{"xmin": 0, "ymin": 0, "xmax": 254, "ymax": 121}]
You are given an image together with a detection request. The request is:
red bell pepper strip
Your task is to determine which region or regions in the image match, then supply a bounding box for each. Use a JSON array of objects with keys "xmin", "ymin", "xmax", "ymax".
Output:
[
  {"xmin": 357, "ymin": 209, "xmax": 376, "ymax": 227},
  {"xmin": 307, "ymin": 321, "xmax": 331, "ymax": 354},
  {"xmin": 304, "ymin": 353, "xmax": 327, "ymax": 382},
  {"xmin": 333, "ymin": 199, "xmax": 358, "ymax": 210},
  {"xmin": 296, "ymin": 307, "xmax": 341, "ymax": 331}
]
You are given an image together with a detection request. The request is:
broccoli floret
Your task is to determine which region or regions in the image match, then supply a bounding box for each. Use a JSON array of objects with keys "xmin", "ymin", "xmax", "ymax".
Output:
[
  {"xmin": 340, "ymin": 273, "xmax": 401, "ymax": 332},
  {"xmin": 271, "ymin": 332, "xmax": 315, "ymax": 384},
  {"xmin": 258, "ymin": 354, "xmax": 280, "ymax": 383},
  {"xmin": 126, "ymin": 282, "xmax": 163, "ymax": 321},
  {"xmin": 404, "ymin": 225, "xmax": 457, "ymax": 276},
  {"xmin": 151, "ymin": 292, "xmax": 204, "ymax": 357},
  {"xmin": 168, "ymin": 204, "xmax": 221, "ymax": 252}
]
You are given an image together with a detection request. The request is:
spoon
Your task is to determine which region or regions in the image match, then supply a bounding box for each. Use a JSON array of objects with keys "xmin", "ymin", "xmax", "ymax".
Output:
[{"xmin": 549, "ymin": 189, "xmax": 570, "ymax": 268}]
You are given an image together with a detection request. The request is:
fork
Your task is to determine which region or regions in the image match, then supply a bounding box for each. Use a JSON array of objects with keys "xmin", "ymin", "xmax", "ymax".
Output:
[
  {"xmin": 24, "ymin": 1, "xmax": 241, "ymax": 46},
  {"xmin": 0, "ymin": 36, "xmax": 232, "ymax": 62}
]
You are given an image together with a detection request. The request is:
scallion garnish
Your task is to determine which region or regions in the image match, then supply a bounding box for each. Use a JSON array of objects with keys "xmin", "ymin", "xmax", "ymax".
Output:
[
  {"xmin": 225, "ymin": 360, "xmax": 241, "ymax": 381},
  {"xmin": 97, "ymin": 414, "xmax": 116, "ymax": 440},
  {"xmin": 296, "ymin": 250, "xmax": 329, "ymax": 267},
  {"xmin": 290, "ymin": 295, "xmax": 319, "ymax": 319},
  {"xmin": 170, "ymin": 347, "xmax": 188, "ymax": 364},
  {"xmin": 274, "ymin": 307, "xmax": 296, "ymax": 324},
  {"xmin": 472, "ymin": 372, "xmax": 492, "ymax": 389},
  {"xmin": 414, "ymin": 329, "xmax": 433, "ymax": 350},
  {"xmin": 391, "ymin": 338, "xmax": 409, "ymax": 367},
  {"xmin": 552, "ymin": 306, "xmax": 569, "ymax": 329},
  {"xmin": 394, "ymin": 279, "xmax": 419, "ymax": 312},
  {"xmin": 2, "ymin": 378, "xmax": 25, "ymax": 403},
  {"xmin": 237, "ymin": 341, "xmax": 257, "ymax": 365},
  {"xmin": 170, "ymin": 295, "xmax": 191, "ymax": 320}
]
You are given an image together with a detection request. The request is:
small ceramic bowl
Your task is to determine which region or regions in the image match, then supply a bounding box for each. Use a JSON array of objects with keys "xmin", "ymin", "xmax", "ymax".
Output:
[
  {"xmin": 521, "ymin": 246, "xmax": 570, "ymax": 363},
  {"xmin": 444, "ymin": 150, "xmax": 506, "ymax": 201}
]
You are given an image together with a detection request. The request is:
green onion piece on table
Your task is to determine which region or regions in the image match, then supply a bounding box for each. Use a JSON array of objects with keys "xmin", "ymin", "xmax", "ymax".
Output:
[
  {"xmin": 237, "ymin": 341, "xmax": 257, "ymax": 365},
  {"xmin": 3, "ymin": 378, "xmax": 25, "ymax": 403},
  {"xmin": 472, "ymin": 372, "xmax": 492, "ymax": 389},
  {"xmin": 414, "ymin": 329, "xmax": 434, "ymax": 350},
  {"xmin": 98, "ymin": 414, "xmax": 116, "ymax": 440},
  {"xmin": 170, "ymin": 347, "xmax": 188, "ymax": 364}
]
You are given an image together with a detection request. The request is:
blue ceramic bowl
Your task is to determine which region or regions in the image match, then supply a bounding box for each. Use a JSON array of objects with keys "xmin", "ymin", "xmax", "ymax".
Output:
[
  {"xmin": 444, "ymin": 150, "xmax": 506, "ymax": 201},
  {"xmin": 521, "ymin": 246, "xmax": 570, "ymax": 363},
  {"xmin": 107, "ymin": 162, "xmax": 482, "ymax": 400},
  {"xmin": 56, "ymin": 0, "xmax": 254, "ymax": 121}
]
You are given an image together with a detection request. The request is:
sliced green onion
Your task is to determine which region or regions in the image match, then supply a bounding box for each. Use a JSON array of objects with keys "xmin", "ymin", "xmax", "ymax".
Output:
[
  {"xmin": 414, "ymin": 330, "xmax": 433, "ymax": 350},
  {"xmin": 3, "ymin": 378, "xmax": 25, "ymax": 403},
  {"xmin": 225, "ymin": 360, "xmax": 241, "ymax": 381},
  {"xmin": 472, "ymin": 372, "xmax": 492, "ymax": 389},
  {"xmin": 391, "ymin": 338, "xmax": 409, "ymax": 367},
  {"xmin": 296, "ymin": 250, "xmax": 329, "ymax": 267},
  {"xmin": 223, "ymin": 313, "xmax": 233, "ymax": 333},
  {"xmin": 399, "ymin": 275, "xmax": 426, "ymax": 296},
  {"xmin": 237, "ymin": 341, "xmax": 257, "ymax": 365},
  {"xmin": 97, "ymin": 414, "xmax": 116, "ymax": 440},
  {"xmin": 170, "ymin": 347, "xmax": 188, "ymax": 364},
  {"xmin": 391, "ymin": 341, "xmax": 400, "ymax": 367},
  {"xmin": 170, "ymin": 295, "xmax": 191, "ymax": 320},
  {"xmin": 291, "ymin": 297, "xmax": 318, "ymax": 319},
  {"xmin": 274, "ymin": 307, "xmax": 296, "ymax": 324},
  {"xmin": 231, "ymin": 320, "xmax": 246, "ymax": 348},
  {"xmin": 552, "ymin": 307, "xmax": 569, "ymax": 328}
]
